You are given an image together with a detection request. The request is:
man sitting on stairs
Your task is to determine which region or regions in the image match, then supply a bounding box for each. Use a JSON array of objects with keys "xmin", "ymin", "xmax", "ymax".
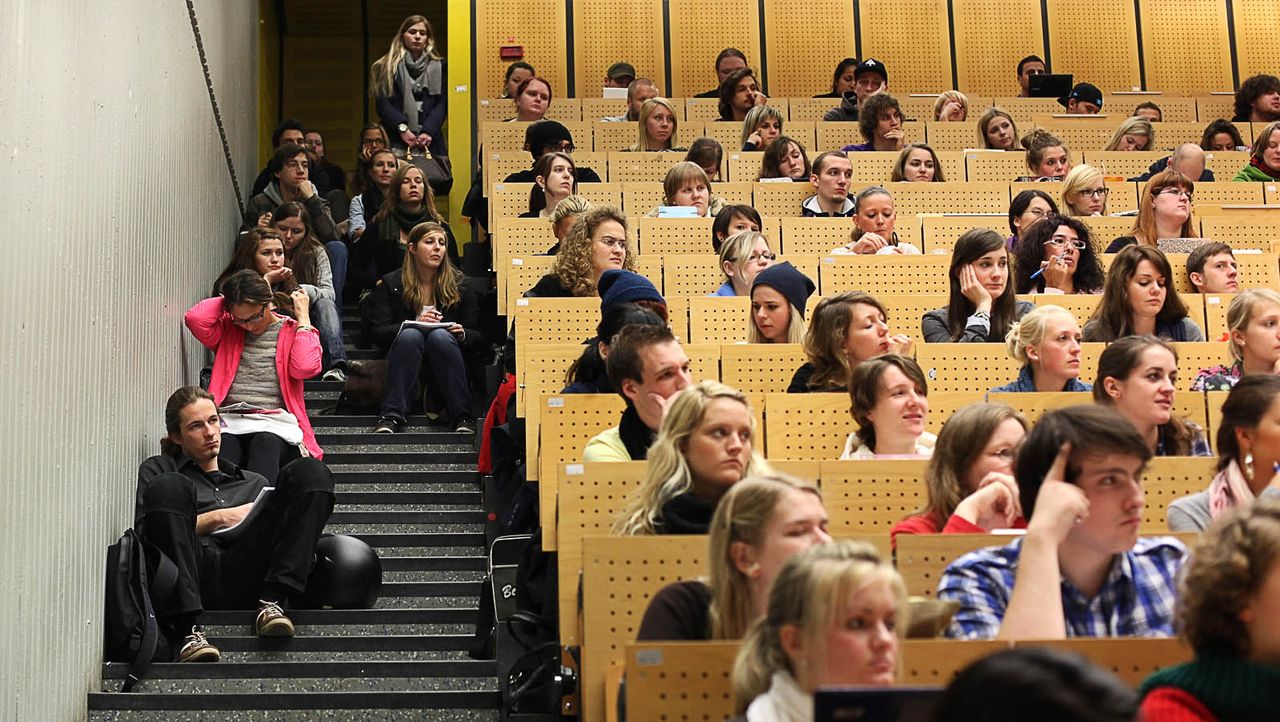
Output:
[{"xmin": 133, "ymin": 386, "xmax": 335, "ymax": 662}]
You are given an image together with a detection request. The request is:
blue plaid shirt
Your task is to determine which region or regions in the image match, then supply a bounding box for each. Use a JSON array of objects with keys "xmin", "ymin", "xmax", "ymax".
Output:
[{"xmin": 938, "ymin": 536, "xmax": 1186, "ymax": 640}]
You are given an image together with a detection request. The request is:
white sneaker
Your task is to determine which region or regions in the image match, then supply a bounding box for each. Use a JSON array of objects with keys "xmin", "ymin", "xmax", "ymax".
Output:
[{"xmin": 322, "ymin": 367, "xmax": 347, "ymax": 383}]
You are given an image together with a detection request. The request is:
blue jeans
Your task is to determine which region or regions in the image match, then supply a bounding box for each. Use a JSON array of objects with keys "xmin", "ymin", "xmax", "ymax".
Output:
[
  {"xmin": 379, "ymin": 327, "xmax": 471, "ymax": 425},
  {"xmin": 324, "ymin": 241, "xmax": 348, "ymax": 309},
  {"xmin": 310, "ymin": 296, "xmax": 348, "ymax": 371}
]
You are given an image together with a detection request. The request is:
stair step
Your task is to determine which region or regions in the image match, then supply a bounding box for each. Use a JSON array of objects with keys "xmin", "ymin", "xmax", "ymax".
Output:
[
  {"xmin": 330, "ymin": 510, "xmax": 485, "ymax": 524},
  {"xmin": 324, "ymin": 451, "xmax": 476, "ymax": 464},
  {"xmin": 102, "ymin": 659, "xmax": 495, "ymax": 680},
  {"xmin": 331, "ymin": 469, "xmax": 476, "ymax": 484},
  {"xmin": 353, "ymin": 532, "xmax": 486, "ymax": 547},
  {"xmin": 87, "ymin": 690, "xmax": 499, "ymax": 712},
  {"xmin": 335, "ymin": 490, "xmax": 481, "ymax": 505},
  {"xmin": 311, "ymin": 415, "xmax": 441, "ymax": 427},
  {"xmin": 382, "ymin": 555, "xmax": 487, "ymax": 572},
  {"xmin": 202, "ymin": 634, "xmax": 475, "ymax": 653},
  {"xmin": 101, "ymin": 676, "xmax": 495, "ymax": 695},
  {"xmin": 199, "ymin": 607, "xmax": 478, "ymax": 625},
  {"xmin": 303, "ymin": 380, "xmax": 346, "ymax": 392},
  {"xmin": 380, "ymin": 581, "xmax": 481, "ymax": 597},
  {"xmin": 317, "ymin": 432, "xmax": 467, "ymax": 444}
]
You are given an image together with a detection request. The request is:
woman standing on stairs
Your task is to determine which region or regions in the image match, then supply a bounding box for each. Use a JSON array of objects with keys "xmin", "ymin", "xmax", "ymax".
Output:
[
  {"xmin": 185, "ymin": 269, "xmax": 324, "ymax": 481},
  {"xmin": 371, "ymin": 15, "xmax": 447, "ymax": 158},
  {"xmin": 371, "ymin": 222, "xmax": 483, "ymax": 435}
]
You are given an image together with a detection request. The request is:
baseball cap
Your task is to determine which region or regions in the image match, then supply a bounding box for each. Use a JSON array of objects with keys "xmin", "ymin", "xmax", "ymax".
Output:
[
  {"xmin": 607, "ymin": 62, "xmax": 637, "ymax": 81},
  {"xmin": 1058, "ymin": 82, "xmax": 1103, "ymax": 110},
  {"xmin": 854, "ymin": 58, "xmax": 888, "ymax": 84}
]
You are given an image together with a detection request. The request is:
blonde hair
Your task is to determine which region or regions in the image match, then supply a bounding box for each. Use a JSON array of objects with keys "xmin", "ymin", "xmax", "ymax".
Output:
[
  {"xmin": 933, "ymin": 90, "xmax": 969, "ymax": 120},
  {"xmin": 748, "ymin": 302, "xmax": 806, "ymax": 344},
  {"xmin": 662, "ymin": 161, "xmax": 713, "ymax": 206},
  {"xmin": 1227, "ymin": 288, "xmax": 1280, "ymax": 362},
  {"xmin": 612, "ymin": 382, "xmax": 769, "ymax": 536},
  {"xmin": 401, "ymin": 222, "xmax": 461, "ymax": 312},
  {"xmin": 1105, "ymin": 116, "xmax": 1155, "ymax": 151},
  {"xmin": 1061, "ymin": 164, "xmax": 1105, "ymax": 215},
  {"xmin": 551, "ymin": 205, "xmax": 636, "ymax": 296},
  {"xmin": 549, "ymin": 194, "xmax": 592, "ymax": 228},
  {"xmin": 977, "ymin": 107, "xmax": 1019, "ymax": 149},
  {"xmin": 708, "ymin": 475, "xmax": 823, "ymax": 639},
  {"xmin": 731, "ymin": 540, "xmax": 906, "ymax": 714},
  {"xmin": 631, "ymin": 97, "xmax": 681, "ymax": 152},
  {"xmin": 370, "ymin": 15, "xmax": 442, "ymax": 99},
  {"xmin": 1005, "ymin": 305, "xmax": 1076, "ymax": 365},
  {"xmin": 916, "ymin": 403, "xmax": 1028, "ymax": 526},
  {"xmin": 741, "ymin": 106, "xmax": 785, "ymax": 148},
  {"xmin": 718, "ymin": 231, "xmax": 770, "ymax": 288},
  {"xmin": 1022, "ymin": 128, "xmax": 1069, "ymax": 173},
  {"xmin": 1132, "ymin": 169, "xmax": 1198, "ymax": 244}
]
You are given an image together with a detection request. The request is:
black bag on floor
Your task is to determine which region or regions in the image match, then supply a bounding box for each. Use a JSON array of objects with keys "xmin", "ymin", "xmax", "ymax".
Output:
[
  {"xmin": 103, "ymin": 529, "xmax": 179, "ymax": 692},
  {"xmin": 333, "ymin": 360, "xmax": 389, "ymax": 415}
]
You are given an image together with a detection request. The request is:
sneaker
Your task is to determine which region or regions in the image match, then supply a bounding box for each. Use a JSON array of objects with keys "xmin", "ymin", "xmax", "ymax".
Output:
[
  {"xmin": 372, "ymin": 416, "xmax": 404, "ymax": 434},
  {"xmin": 455, "ymin": 418, "xmax": 476, "ymax": 434},
  {"xmin": 177, "ymin": 627, "xmax": 220, "ymax": 662},
  {"xmin": 254, "ymin": 600, "xmax": 295, "ymax": 637},
  {"xmin": 321, "ymin": 367, "xmax": 347, "ymax": 383}
]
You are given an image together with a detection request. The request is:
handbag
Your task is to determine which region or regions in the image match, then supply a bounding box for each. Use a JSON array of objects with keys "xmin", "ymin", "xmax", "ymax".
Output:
[{"xmin": 407, "ymin": 147, "xmax": 453, "ymax": 196}]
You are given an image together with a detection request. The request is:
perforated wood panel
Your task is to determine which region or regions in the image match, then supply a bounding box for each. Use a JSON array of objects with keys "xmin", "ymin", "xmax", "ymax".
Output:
[
  {"xmin": 921, "ymin": 214, "xmax": 1008, "ymax": 253},
  {"xmin": 1075, "ymin": 216, "xmax": 1138, "ymax": 248},
  {"xmin": 1009, "ymin": 180, "xmax": 1136, "ymax": 213},
  {"xmin": 491, "ymin": 181, "xmax": 623, "ymax": 227},
  {"xmin": 897, "ymin": 534, "xmax": 1008, "ymax": 597},
  {"xmin": 885, "ymin": 181, "xmax": 1011, "ymax": 216},
  {"xmin": 1045, "ymin": 0, "xmax": 1140, "ymax": 93},
  {"xmin": 965, "ymin": 150, "xmax": 1034, "ymax": 182},
  {"xmin": 1032, "ymin": 296, "xmax": 1104, "ymax": 334},
  {"xmin": 816, "ymin": 121, "xmax": 924, "ymax": 151},
  {"xmin": 581, "ymin": 97, "xmax": 629, "ymax": 121},
  {"xmin": 573, "ymin": 0, "xmax": 663, "ymax": 98},
  {"xmin": 1024, "ymin": 638, "xmax": 1192, "ymax": 687},
  {"xmin": 684, "ymin": 98, "xmax": 723, "ymax": 122},
  {"xmin": 1169, "ymin": 342, "xmax": 1234, "ymax": 392},
  {"xmin": 610, "ymin": 154, "xmax": 684, "ymax": 184},
  {"xmin": 482, "ymin": 120, "xmax": 593, "ymax": 153},
  {"xmin": 753, "ymin": 181, "xmax": 817, "ymax": 216},
  {"xmin": 1081, "ymin": 151, "xmax": 1166, "ymax": 179},
  {"xmin": 726, "ymin": 151, "xmax": 767, "ymax": 182},
  {"xmin": 1203, "ymin": 294, "xmax": 1232, "ymax": 341},
  {"xmin": 1103, "ymin": 251, "xmax": 1279, "ymax": 294},
  {"xmin": 688, "ymin": 296, "xmax": 752, "ymax": 343},
  {"xmin": 900, "ymin": 640, "xmax": 1012, "ymax": 685},
  {"xmin": 556, "ymin": 462, "xmax": 647, "ymax": 645},
  {"xmin": 475, "ymin": 0, "xmax": 567, "ymax": 100},
  {"xmin": 762, "ymin": 0, "xmax": 854, "ymax": 97},
  {"xmin": 993, "ymin": 97, "xmax": 1067, "ymax": 126},
  {"xmin": 788, "ymin": 97, "xmax": 838, "ymax": 122},
  {"xmin": 516, "ymin": 342, "xmax": 588, "ymax": 416},
  {"xmin": 821, "ymin": 459, "xmax": 929, "ymax": 534},
  {"xmin": 1138, "ymin": 0, "xmax": 1233, "ymax": 94},
  {"xmin": 1155, "ymin": 123, "xmax": 1252, "ymax": 149},
  {"xmin": 858, "ymin": 0, "xmax": 953, "ymax": 94},
  {"xmin": 1103, "ymin": 94, "xmax": 1197, "ymax": 122},
  {"xmin": 916, "ymin": 344, "xmax": 1023, "ymax": 393},
  {"xmin": 819, "ymin": 254, "xmax": 953, "ymax": 295},
  {"xmin": 492, "ymin": 217, "xmax": 558, "ymax": 261},
  {"xmin": 626, "ymin": 642, "xmax": 738, "ymax": 722},
  {"xmin": 924, "ymin": 122, "xmax": 985, "ymax": 153},
  {"xmin": 951, "ymin": 0, "xmax": 1043, "ymax": 97},
  {"xmin": 763, "ymin": 392, "xmax": 851, "ymax": 459},
  {"xmin": 1201, "ymin": 216, "xmax": 1280, "ymax": 249},
  {"xmin": 594, "ymin": 122, "xmax": 702, "ymax": 153},
  {"xmin": 1032, "ymin": 117, "xmax": 1120, "ymax": 154},
  {"xmin": 581, "ymin": 535, "xmax": 707, "ymax": 722},
  {"xmin": 1183, "ymin": 181, "xmax": 1267, "ymax": 206},
  {"xmin": 1196, "ymin": 95, "xmax": 1237, "ymax": 122},
  {"xmin": 778, "ymin": 217, "xmax": 856, "ymax": 255},
  {"xmin": 503, "ymin": 258, "xmax": 556, "ymax": 317},
  {"xmin": 721, "ymin": 344, "xmax": 807, "ymax": 396},
  {"xmin": 535, "ymin": 394, "xmax": 626, "ymax": 539},
  {"xmin": 878, "ymin": 294, "xmax": 951, "ymax": 332},
  {"xmin": 668, "ymin": 0, "xmax": 760, "ymax": 96}
]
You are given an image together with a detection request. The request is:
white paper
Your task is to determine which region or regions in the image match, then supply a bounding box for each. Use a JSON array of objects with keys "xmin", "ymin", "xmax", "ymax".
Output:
[{"xmin": 211, "ymin": 486, "xmax": 274, "ymax": 535}]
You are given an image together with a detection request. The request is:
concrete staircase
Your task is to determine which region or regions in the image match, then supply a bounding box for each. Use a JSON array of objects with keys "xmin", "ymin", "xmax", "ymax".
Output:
[{"xmin": 89, "ymin": 309, "xmax": 500, "ymax": 720}]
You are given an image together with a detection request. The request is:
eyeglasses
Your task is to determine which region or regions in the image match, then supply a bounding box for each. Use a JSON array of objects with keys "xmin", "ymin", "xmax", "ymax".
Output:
[
  {"xmin": 229, "ymin": 303, "xmax": 268, "ymax": 326},
  {"xmin": 1043, "ymin": 236, "xmax": 1087, "ymax": 249},
  {"xmin": 284, "ymin": 160, "xmax": 309, "ymax": 170},
  {"xmin": 1157, "ymin": 188, "xmax": 1193, "ymax": 201},
  {"xmin": 597, "ymin": 236, "xmax": 628, "ymax": 249},
  {"xmin": 749, "ymin": 252, "xmax": 777, "ymax": 263},
  {"xmin": 1076, "ymin": 188, "xmax": 1109, "ymax": 199},
  {"xmin": 988, "ymin": 448, "xmax": 1017, "ymax": 461},
  {"xmin": 550, "ymin": 142, "xmax": 576, "ymax": 153}
]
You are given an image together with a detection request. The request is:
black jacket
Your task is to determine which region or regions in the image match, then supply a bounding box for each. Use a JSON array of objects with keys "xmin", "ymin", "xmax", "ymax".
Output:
[{"xmin": 369, "ymin": 269, "xmax": 485, "ymax": 353}]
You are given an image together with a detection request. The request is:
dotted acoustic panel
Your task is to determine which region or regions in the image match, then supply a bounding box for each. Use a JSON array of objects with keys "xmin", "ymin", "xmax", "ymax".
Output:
[
  {"xmin": 915, "ymin": 344, "xmax": 1023, "ymax": 392},
  {"xmin": 1081, "ymin": 151, "xmax": 1166, "ymax": 179},
  {"xmin": 1138, "ymin": 0, "xmax": 1233, "ymax": 94},
  {"xmin": 858, "ymin": 0, "xmax": 953, "ymax": 94},
  {"xmin": 1196, "ymin": 95, "xmax": 1237, "ymax": 122},
  {"xmin": 1136, "ymin": 457, "xmax": 1220, "ymax": 530},
  {"xmin": 1231, "ymin": 0, "xmax": 1280, "ymax": 80},
  {"xmin": 1204, "ymin": 294, "xmax": 1232, "ymax": 340},
  {"xmin": 1045, "ymin": 0, "xmax": 1140, "ymax": 92},
  {"xmin": 475, "ymin": 0, "xmax": 568, "ymax": 101},
  {"xmin": 687, "ymin": 296, "xmax": 752, "ymax": 342},
  {"xmin": 819, "ymin": 254, "xmax": 954, "ymax": 296},
  {"xmin": 952, "ymin": 0, "xmax": 1044, "ymax": 97},
  {"xmin": 573, "ymin": 0, "xmax": 665, "ymax": 99},
  {"xmin": 1181, "ymin": 181, "xmax": 1266, "ymax": 206},
  {"xmin": 763, "ymin": 0, "xmax": 856, "ymax": 97},
  {"xmin": 926, "ymin": 122, "xmax": 986, "ymax": 152},
  {"xmin": 721, "ymin": 344, "xmax": 808, "ymax": 396},
  {"xmin": 627, "ymin": 642, "xmax": 739, "ymax": 722},
  {"xmin": 668, "ymin": 0, "xmax": 761, "ymax": 97},
  {"xmin": 823, "ymin": 460, "xmax": 931, "ymax": 534},
  {"xmin": 1103, "ymin": 95, "xmax": 1197, "ymax": 122},
  {"xmin": 1201, "ymin": 217, "xmax": 1280, "ymax": 250}
]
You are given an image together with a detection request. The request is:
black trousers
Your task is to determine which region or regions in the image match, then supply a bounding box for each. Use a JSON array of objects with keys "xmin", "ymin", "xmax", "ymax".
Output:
[
  {"xmin": 219, "ymin": 431, "xmax": 301, "ymax": 484},
  {"xmin": 139, "ymin": 458, "xmax": 335, "ymax": 622}
]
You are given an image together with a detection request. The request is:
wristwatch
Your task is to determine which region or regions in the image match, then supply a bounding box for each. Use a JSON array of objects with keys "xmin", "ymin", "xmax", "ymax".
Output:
[{"xmin": 397, "ymin": 123, "xmax": 409, "ymax": 134}]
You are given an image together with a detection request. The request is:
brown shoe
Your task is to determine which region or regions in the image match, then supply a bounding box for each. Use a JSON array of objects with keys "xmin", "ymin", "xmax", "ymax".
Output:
[
  {"xmin": 253, "ymin": 600, "xmax": 295, "ymax": 637},
  {"xmin": 177, "ymin": 627, "xmax": 220, "ymax": 662}
]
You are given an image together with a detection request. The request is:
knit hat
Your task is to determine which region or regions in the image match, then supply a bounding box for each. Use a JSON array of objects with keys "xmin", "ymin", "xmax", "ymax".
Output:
[
  {"xmin": 525, "ymin": 120, "xmax": 574, "ymax": 156},
  {"xmin": 598, "ymin": 269, "xmax": 665, "ymax": 313},
  {"xmin": 854, "ymin": 58, "xmax": 887, "ymax": 85},
  {"xmin": 751, "ymin": 262, "xmax": 817, "ymax": 318},
  {"xmin": 1058, "ymin": 82, "xmax": 1103, "ymax": 110}
]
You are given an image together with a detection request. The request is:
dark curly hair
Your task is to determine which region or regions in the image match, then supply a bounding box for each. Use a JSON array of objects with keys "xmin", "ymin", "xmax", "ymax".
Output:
[
  {"xmin": 1234, "ymin": 74, "xmax": 1280, "ymax": 122},
  {"xmin": 858, "ymin": 93, "xmax": 902, "ymax": 143},
  {"xmin": 1014, "ymin": 214, "xmax": 1105, "ymax": 293}
]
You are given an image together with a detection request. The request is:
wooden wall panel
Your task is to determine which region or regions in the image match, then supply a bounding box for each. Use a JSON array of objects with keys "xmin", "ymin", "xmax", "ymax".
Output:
[
  {"xmin": 763, "ymin": 0, "xmax": 855, "ymax": 97},
  {"xmin": 1138, "ymin": 0, "xmax": 1233, "ymax": 93},
  {"xmin": 1046, "ymin": 0, "xmax": 1140, "ymax": 92},
  {"xmin": 282, "ymin": 37, "xmax": 365, "ymax": 169},
  {"xmin": 952, "ymin": 0, "xmax": 1043, "ymax": 97},
  {"xmin": 574, "ymin": 0, "xmax": 665, "ymax": 99},
  {"xmin": 668, "ymin": 0, "xmax": 760, "ymax": 98},
  {"xmin": 475, "ymin": 0, "xmax": 568, "ymax": 101},
  {"xmin": 858, "ymin": 0, "xmax": 953, "ymax": 94},
  {"xmin": 1231, "ymin": 0, "xmax": 1280, "ymax": 81}
]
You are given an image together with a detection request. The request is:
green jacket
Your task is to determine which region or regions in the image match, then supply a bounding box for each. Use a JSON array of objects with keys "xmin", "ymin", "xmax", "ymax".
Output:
[{"xmin": 1232, "ymin": 163, "xmax": 1275, "ymax": 182}]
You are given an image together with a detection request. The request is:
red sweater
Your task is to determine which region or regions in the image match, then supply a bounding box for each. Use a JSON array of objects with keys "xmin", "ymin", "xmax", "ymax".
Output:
[
  {"xmin": 889, "ymin": 512, "xmax": 1027, "ymax": 548},
  {"xmin": 1140, "ymin": 687, "xmax": 1218, "ymax": 722}
]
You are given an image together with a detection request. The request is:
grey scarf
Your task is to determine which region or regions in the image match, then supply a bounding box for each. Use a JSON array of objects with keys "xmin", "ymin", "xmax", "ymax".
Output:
[{"xmin": 397, "ymin": 50, "xmax": 442, "ymax": 133}]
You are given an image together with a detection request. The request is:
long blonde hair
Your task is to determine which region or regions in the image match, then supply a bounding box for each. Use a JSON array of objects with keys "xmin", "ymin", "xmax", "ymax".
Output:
[
  {"xmin": 708, "ymin": 475, "xmax": 823, "ymax": 639},
  {"xmin": 747, "ymin": 304, "xmax": 806, "ymax": 344},
  {"xmin": 612, "ymin": 382, "xmax": 768, "ymax": 536},
  {"xmin": 1061, "ymin": 164, "xmax": 1105, "ymax": 215},
  {"xmin": 631, "ymin": 97, "xmax": 681, "ymax": 152},
  {"xmin": 1105, "ymin": 116, "xmax": 1155, "ymax": 151},
  {"xmin": 550, "ymin": 205, "xmax": 636, "ymax": 296},
  {"xmin": 740, "ymin": 105, "xmax": 784, "ymax": 148},
  {"xmin": 1226, "ymin": 289, "xmax": 1280, "ymax": 362},
  {"xmin": 401, "ymin": 222, "xmax": 461, "ymax": 311},
  {"xmin": 1005, "ymin": 304, "xmax": 1075, "ymax": 366},
  {"xmin": 370, "ymin": 15, "xmax": 443, "ymax": 99},
  {"xmin": 731, "ymin": 540, "xmax": 907, "ymax": 714}
]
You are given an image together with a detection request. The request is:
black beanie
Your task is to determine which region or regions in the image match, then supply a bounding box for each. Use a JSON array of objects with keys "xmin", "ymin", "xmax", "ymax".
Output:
[
  {"xmin": 599, "ymin": 269, "xmax": 665, "ymax": 313},
  {"xmin": 751, "ymin": 262, "xmax": 816, "ymax": 318},
  {"xmin": 525, "ymin": 120, "xmax": 574, "ymax": 156}
]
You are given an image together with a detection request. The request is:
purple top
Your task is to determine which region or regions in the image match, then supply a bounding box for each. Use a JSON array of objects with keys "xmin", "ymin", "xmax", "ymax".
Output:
[{"xmin": 840, "ymin": 142, "xmax": 874, "ymax": 152}]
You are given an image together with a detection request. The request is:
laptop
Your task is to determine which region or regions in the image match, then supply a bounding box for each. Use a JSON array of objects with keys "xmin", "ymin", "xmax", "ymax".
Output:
[
  {"xmin": 814, "ymin": 687, "xmax": 942, "ymax": 722},
  {"xmin": 1029, "ymin": 73, "xmax": 1073, "ymax": 99}
]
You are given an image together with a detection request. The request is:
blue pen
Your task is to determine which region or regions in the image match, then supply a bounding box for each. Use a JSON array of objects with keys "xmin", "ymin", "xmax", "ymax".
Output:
[{"xmin": 1029, "ymin": 267, "xmax": 1045, "ymax": 281}]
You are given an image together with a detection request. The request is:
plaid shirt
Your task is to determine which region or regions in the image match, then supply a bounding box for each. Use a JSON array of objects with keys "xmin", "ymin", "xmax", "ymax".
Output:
[{"xmin": 938, "ymin": 536, "xmax": 1187, "ymax": 640}]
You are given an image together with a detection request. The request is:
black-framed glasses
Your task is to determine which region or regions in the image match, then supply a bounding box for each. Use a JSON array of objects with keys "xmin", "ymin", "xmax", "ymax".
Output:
[
  {"xmin": 1157, "ymin": 188, "xmax": 1193, "ymax": 201},
  {"xmin": 229, "ymin": 303, "xmax": 268, "ymax": 325},
  {"xmin": 748, "ymin": 251, "xmax": 777, "ymax": 263},
  {"xmin": 1076, "ymin": 188, "xmax": 1109, "ymax": 199},
  {"xmin": 1044, "ymin": 236, "xmax": 1087, "ymax": 249}
]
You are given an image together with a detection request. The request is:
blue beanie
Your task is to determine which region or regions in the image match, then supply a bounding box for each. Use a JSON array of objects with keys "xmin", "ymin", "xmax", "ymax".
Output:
[
  {"xmin": 751, "ymin": 262, "xmax": 816, "ymax": 318},
  {"xmin": 598, "ymin": 269, "xmax": 665, "ymax": 313}
]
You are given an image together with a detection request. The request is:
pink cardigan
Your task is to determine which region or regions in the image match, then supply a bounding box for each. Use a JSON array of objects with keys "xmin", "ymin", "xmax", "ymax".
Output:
[{"xmin": 184, "ymin": 296, "xmax": 324, "ymax": 459}]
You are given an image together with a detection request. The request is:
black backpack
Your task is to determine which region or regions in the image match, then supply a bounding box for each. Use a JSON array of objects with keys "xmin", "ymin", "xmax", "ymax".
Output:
[{"xmin": 103, "ymin": 529, "xmax": 179, "ymax": 692}]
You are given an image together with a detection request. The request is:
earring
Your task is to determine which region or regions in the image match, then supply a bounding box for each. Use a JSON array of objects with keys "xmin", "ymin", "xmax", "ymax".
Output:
[
  {"xmin": 1245, "ymin": 452, "xmax": 1255, "ymax": 479},
  {"xmin": 746, "ymin": 562, "xmax": 762, "ymax": 576}
]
